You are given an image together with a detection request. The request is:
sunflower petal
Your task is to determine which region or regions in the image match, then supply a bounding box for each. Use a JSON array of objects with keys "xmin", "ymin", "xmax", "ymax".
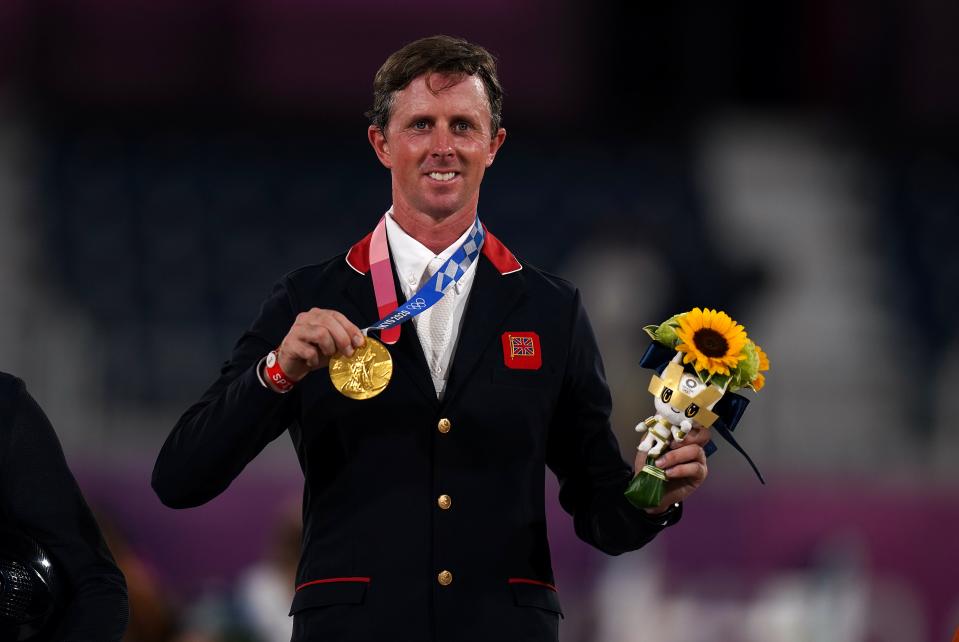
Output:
[{"xmin": 753, "ymin": 373, "xmax": 766, "ymax": 391}]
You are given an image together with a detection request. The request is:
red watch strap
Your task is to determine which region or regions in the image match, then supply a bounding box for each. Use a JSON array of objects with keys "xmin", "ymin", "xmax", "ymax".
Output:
[{"xmin": 265, "ymin": 350, "xmax": 298, "ymax": 392}]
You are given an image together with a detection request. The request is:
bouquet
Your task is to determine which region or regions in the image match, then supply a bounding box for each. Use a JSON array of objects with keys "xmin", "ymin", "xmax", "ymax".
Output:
[{"xmin": 624, "ymin": 308, "xmax": 770, "ymax": 509}]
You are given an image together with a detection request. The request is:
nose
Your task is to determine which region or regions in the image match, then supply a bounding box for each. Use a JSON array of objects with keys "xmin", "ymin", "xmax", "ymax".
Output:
[{"xmin": 430, "ymin": 129, "xmax": 455, "ymax": 159}]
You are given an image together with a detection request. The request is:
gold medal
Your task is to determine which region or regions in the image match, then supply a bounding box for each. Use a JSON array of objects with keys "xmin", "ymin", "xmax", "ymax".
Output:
[{"xmin": 328, "ymin": 336, "xmax": 393, "ymax": 400}]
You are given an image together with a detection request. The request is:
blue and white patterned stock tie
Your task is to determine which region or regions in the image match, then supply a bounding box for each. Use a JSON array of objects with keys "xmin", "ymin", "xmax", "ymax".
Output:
[{"xmin": 419, "ymin": 256, "xmax": 455, "ymax": 397}]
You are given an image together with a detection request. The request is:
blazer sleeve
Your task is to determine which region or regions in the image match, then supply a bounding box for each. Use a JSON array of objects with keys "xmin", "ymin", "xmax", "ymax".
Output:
[
  {"xmin": 152, "ymin": 277, "xmax": 302, "ymax": 508},
  {"xmin": 546, "ymin": 289, "xmax": 681, "ymax": 556},
  {"xmin": 1, "ymin": 378, "xmax": 129, "ymax": 641}
]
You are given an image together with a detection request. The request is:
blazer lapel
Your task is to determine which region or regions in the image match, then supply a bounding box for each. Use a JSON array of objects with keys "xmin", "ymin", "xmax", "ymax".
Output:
[
  {"xmin": 341, "ymin": 270, "xmax": 377, "ymax": 330},
  {"xmin": 442, "ymin": 256, "xmax": 526, "ymax": 406}
]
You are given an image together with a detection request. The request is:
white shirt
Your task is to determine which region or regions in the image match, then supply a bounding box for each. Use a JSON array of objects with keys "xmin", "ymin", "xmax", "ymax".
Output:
[{"xmin": 384, "ymin": 208, "xmax": 478, "ymax": 399}]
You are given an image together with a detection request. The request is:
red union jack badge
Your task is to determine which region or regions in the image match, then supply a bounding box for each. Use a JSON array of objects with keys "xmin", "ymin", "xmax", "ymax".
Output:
[{"xmin": 501, "ymin": 332, "xmax": 542, "ymax": 370}]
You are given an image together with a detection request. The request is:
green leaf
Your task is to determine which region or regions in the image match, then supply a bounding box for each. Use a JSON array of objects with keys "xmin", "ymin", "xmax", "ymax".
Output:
[
  {"xmin": 645, "ymin": 311, "xmax": 687, "ymax": 349},
  {"xmin": 709, "ymin": 372, "xmax": 730, "ymax": 389},
  {"xmin": 662, "ymin": 312, "xmax": 685, "ymax": 327},
  {"xmin": 654, "ymin": 323, "xmax": 679, "ymax": 347}
]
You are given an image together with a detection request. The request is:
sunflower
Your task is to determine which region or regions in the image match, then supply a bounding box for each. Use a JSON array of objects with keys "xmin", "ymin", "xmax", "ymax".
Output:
[{"xmin": 675, "ymin": 308, "xmax": 748, "ymax": 376}]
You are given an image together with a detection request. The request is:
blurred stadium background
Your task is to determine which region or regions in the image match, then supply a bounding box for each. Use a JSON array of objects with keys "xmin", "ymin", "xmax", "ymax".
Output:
[{"xmin": 2, "ymin": 1, "xmax": 958, "ymax": 640}]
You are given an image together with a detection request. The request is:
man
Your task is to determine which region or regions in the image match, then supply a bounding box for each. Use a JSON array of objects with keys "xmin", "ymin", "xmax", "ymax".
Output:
[
  {"xmin": 0, "ymin": 372, "xmax": 128, "ymax": 640},
  {"xmin": 153, "ymin": 35, "xmax": 709, "ymax": 641}
]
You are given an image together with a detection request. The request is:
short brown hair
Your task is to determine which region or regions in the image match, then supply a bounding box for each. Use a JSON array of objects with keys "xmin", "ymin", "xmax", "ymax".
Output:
[{"xmin": 366, "ymin": 35, "xmax": 503, "ymax": 135}]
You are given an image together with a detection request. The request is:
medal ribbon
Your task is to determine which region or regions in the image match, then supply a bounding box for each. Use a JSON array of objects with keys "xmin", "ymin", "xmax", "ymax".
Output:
[
  {"xmin": 369, "ymin": 217, "xmax": 400, "ymax": 344},
  {"xmin": 364, "ymin": 214, "xmax": 485, "ymax": 336}
]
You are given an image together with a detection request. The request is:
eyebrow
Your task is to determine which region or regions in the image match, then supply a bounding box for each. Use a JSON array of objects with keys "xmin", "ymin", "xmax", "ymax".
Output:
[{"xmin": 405, "ymin": 113, "xmax": 482, "ymax": 126}]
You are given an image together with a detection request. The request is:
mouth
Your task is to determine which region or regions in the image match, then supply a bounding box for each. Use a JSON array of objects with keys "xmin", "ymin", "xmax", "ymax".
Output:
[{"xmin": 425, "ymin": 171, "xmax": 460, "ymax": 183}]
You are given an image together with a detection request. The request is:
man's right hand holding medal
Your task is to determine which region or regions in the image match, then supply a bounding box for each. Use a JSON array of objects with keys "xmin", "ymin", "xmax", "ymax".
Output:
[{"xmin": 263, "ymin": 308, "xmax": 366, "ymax": 392}]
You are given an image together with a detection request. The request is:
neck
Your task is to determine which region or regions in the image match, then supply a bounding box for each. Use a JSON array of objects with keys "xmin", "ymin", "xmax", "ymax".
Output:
[{"xmin": 390, "ymin": 201, "xmax": 476, "ymax": 254}]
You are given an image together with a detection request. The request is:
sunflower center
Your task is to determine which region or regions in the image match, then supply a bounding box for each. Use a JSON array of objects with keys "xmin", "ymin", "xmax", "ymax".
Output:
[{"xmin": 692, "ymin": 328, "xmax": 729, "ymax": 357}]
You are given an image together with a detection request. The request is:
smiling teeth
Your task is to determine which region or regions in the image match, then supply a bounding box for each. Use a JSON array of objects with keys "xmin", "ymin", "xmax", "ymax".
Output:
[{"xmin": 429, "ymin": 172, "xmax": 456, "ymax": 181}]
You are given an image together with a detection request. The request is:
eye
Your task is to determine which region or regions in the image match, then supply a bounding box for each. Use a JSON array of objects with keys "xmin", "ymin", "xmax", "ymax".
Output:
[
  {"xmin": 413, "ymin": 120, "xmax": 429, "ymax": 130},
  {"xmin": 454, "ymin": 121, "xmax": 471, "ymax": 132},
  {"xmin": 685, "ymin": 403, "xmax": 699, "ymax": 418},
  {"xmin": 661, "ymin": 388, "xmax": 672, "ymax": 403}
]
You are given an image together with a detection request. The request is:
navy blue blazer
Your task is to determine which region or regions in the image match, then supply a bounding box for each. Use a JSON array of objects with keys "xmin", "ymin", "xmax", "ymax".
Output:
[{"xmin": 152, "ymin": 227, "xmax": 680, "ymax": 642}]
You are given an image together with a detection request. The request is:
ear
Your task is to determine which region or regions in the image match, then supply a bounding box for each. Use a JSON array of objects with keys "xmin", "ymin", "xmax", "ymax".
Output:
[
  {"xmin": 368, "ymin": 125, "xmax": 392, "ymax": 169},
  {"xmin": 485, "ymin": 127, "xmax": 507, "ymax": 167}
]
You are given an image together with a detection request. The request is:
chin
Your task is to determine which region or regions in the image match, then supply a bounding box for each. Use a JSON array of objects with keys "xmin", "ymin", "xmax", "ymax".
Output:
[{"xmin": 416, "ymin": 198, "xmax": 467, "ymax": 220}]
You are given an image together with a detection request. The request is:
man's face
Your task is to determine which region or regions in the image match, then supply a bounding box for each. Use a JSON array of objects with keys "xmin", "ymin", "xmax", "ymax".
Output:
[{"xmin": 369, "ymin": 73, "xmax": 506, "ymax": 220}]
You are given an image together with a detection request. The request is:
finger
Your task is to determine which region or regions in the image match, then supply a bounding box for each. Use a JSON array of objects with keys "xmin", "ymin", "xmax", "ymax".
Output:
[
  {"xmin": 294, "ymin": 310, "xmax": 313, "ymax": 326},
  {"xmin": 298, "ymin": 344, "xmax": 322, "ymax": 369},
  {"xmin": 689, "ymin": 428, "xmax": 712, "ymax": 446},
  {"xmin": 310, "ymin": 319, "xmax": 354, "ymax": 357},
  {"xmin": 293, "ymin": 337, "xmax": 322, "ymax": 361},
  {"xmin": 655, "ymin": 444, "xmax": 705, "ymax": 469},
  {"xmin": 671, "ymin": 427, "xmax": 698, "ymax": 446},
  {"xmin": 296, "ymin": 309, "xmax": 331, "ymax": 332},
  {"xmin": 304, "ymin": 327, "xmax": 337, "ymax": 356},
  {"xmin": 279, "ymin": 340, "xmax": 320, "ymax": 374},
  {"xmin": 671, "ymin": 427, "xmax": 709, "ymax": 448},
  {"xmin": 328, "ymin": 310, "xmax": 365, "ymax": 347},
  {"xmin": 294, "ymin": 337, "xmax": 336, "ymax": 370},
  {"xmin": 663, "ymin": 461, "xmax": 708, "ymax": 482}
]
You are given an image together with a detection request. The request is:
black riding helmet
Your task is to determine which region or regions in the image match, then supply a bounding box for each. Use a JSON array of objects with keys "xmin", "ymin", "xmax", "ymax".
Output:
[{"xmin": 0, "ymin": 527, "xmax": 62, "ymax": 641}]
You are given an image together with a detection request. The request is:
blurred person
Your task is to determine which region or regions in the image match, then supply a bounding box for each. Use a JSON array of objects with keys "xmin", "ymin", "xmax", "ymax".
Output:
[
  {"xmin": 95, "ymin": 515, "xmax": 178, "ymax": 642},
  {"xmin": 231, "ymin": 502, "xmax": 301, "ymax": 642},
  {"xmin": 153, "ymin": 35, "xmax": 710, "ymax": 641},
  {"xmin": 0, "ymin": 372, "xmax": 128, "ymax": 640},
  {"xmin": 174, "ymin": 502, "xmax": 301, "ymax": 642}
]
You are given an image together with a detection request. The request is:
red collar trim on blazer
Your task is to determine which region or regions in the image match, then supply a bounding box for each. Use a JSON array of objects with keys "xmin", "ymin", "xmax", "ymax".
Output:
[
  {"xmin": 345, "ymin": 231, "xmax": 374, "ymax": 274},
  {"xmin": 345, "ymin": 224, "xmax": 522, "ymax": 275}
]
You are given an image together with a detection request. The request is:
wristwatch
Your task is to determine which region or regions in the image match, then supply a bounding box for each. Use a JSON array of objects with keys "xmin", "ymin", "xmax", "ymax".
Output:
[{"xmin": 640, "ymin": 502, "xmax": 682, "ymax": 527}]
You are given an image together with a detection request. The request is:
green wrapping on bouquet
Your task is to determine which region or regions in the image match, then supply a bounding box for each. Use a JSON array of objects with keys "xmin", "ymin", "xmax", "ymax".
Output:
[{"xmin": 624, "ymin": 455, "xmax": 665, "ymax": 509}]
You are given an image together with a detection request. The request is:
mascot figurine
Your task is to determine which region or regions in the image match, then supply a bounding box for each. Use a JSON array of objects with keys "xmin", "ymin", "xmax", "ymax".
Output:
[
  {"xmin": 637, "ymin": 354, "xmax": 726, "ymax": 457},
  {"xmin": 625, "ymin": 308, "xmax": 770, "ymax": 509}
]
